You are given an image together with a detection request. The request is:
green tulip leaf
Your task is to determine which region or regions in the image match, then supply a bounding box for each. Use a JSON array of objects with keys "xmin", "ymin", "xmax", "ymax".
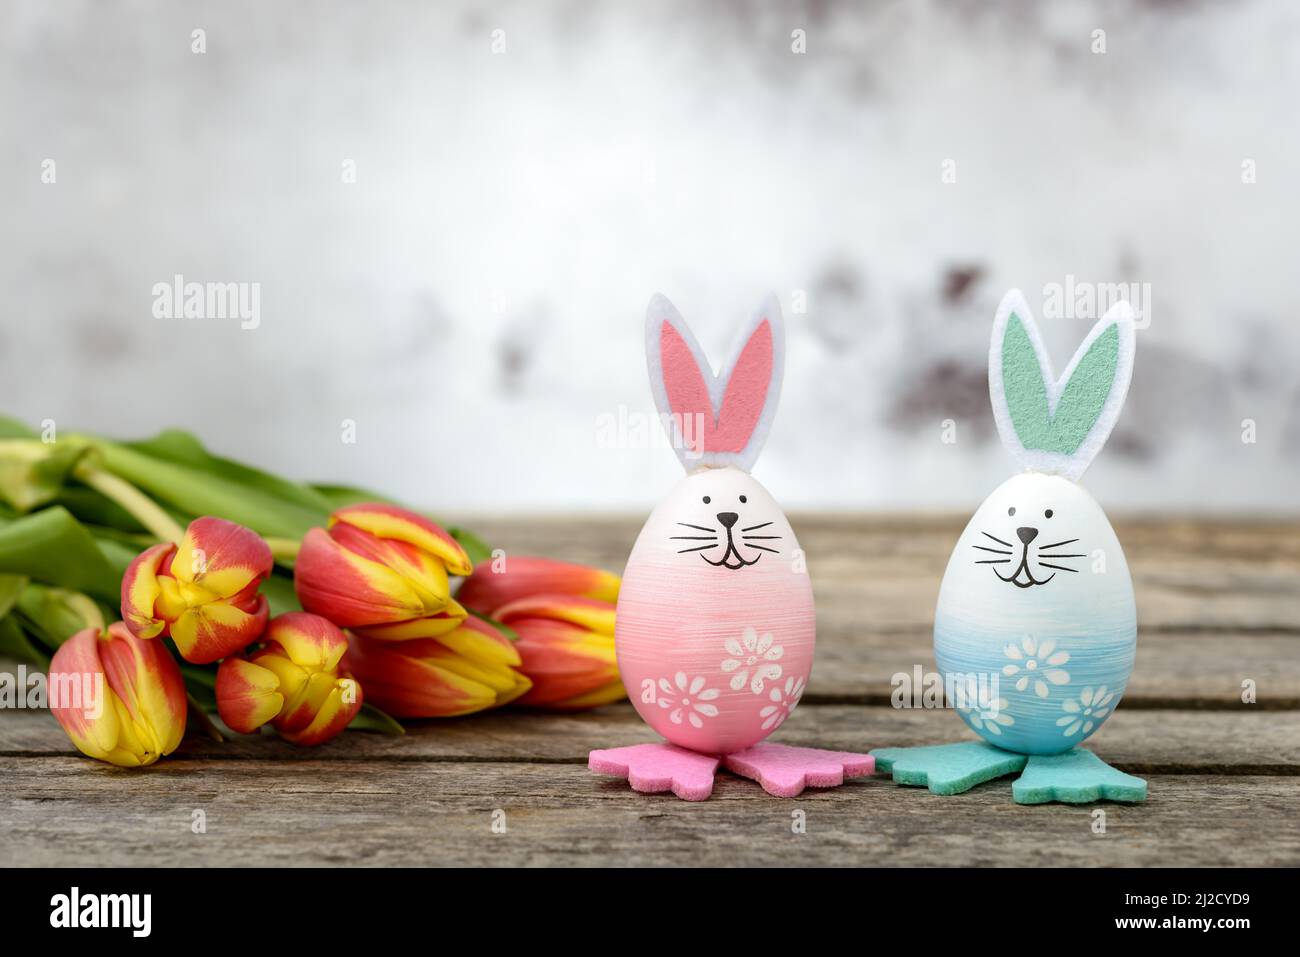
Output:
[
  {"xmin": 0, "ymin": 507, "xmax": 121, "ymax": 603},
  {"xmin": 0, "ymin": 573, "xmax": 27, "ymax": 619},
  {"xmin": 0, "ymin": 438, "xmax": 91, "ymax": 513},
  {"xmin": 260, "ymin": 572, "xmax": 303, "ymax": 617},
  {"xmin": 180, "ymin": 662, "xmax": 217, "ymax": 690},
  {"xmin": 348, "ymin": 703, "xmax": 406, "ymax": 736},
  {"xmin": 53, "ymin": 485, "xmax": 153, "ymax": 533},
  {"xmin": 309, "ymin": 483, "xmax": 398, "ymax": 509},
  {"xmin": 0, "ymin": 615, "xmax": 48, "ymax": 666},
  {"xmin": 90, "ymin": 533, "xmax": 151, "ymax": 583},
  {"xmin": 182, "ymin": 674, "xmax": 217, "ymax": 712},
  {"xmin": 467, "ymin": 607, "xmax": 517, "ymax": 641},
  {"xmin": 88, "ymin": 438, "xmax": 327, "ymax": 540},
  {"xmin": 16, "ymin": 583, "xmax": 108, "ymax": 647},
  {"xmin": 450, "ymin": 527, "xmax": 493, "ymax": 567},
  {"xmin": 127, "ymin": 429, "xmax": 337, "ymax": 515},
  {"xmin": 0, "ymin": 415, "xmax": 37, "ymax": 440}
]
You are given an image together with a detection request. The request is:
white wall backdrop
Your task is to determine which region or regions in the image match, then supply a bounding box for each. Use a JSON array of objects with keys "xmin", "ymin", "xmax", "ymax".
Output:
[{"xmin": 3, "ymin": 0, "xmax": 1297, "ymax": 513}]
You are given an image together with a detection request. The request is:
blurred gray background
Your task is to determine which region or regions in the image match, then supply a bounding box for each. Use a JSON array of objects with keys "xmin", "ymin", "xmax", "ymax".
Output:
[{"xmin": 2, "ymin": 0, "xmax": 1297, "ymax": 513}]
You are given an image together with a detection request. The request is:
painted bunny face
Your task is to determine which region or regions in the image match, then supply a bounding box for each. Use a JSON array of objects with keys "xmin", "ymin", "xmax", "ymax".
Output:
[
  {"xmin": 965, "ymin": 473, "xmax": 1097, "ymax": 590},
  {"xmin": 663, "ymin": 468, "xmax": 790, "ymax": 572}
]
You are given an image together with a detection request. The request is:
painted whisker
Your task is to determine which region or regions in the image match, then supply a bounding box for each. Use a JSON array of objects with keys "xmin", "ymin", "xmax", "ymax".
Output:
[
  {"xmin": 1037, "ymin": 553, "xmax": 1084, "ymax": 559},
  {"xmin": 742, "ymin": 522, "xmax": 773, "ymax": 532},
  {"xmin": 670, "ymin": 535, "xmax": 717, "ymax": 540},
  {"xmin": 742, "ymin": 535, "xmax": 782, "ymax": 540},
  {"xmin": 677, "ymin": 522, "xmax": 716, "ymax": 532},
  {"xmin": 1037, "ymin": 562, "xmax": 1078, "ymax": 573},
  {"xmin": 744, "ymin": 544, "xmax": 780, "ymax": 554},
  {"xmin": 975, "ymin": 559, "xmax": 1011, "ymax": 564},
  {"xmin": 1037, "ymin": 538, "xmax": 1079, "ymax": 550},
  {"xmin": 973, "ymin": 545, "xmax": 1012, "ymax": 555},
  {"xmin": 677, "ymin": 544, "xmax": 721, "ymax": 554},
  {"xmin": 982, "ymin": 531, "xmax": 1014, "ymax": 547}
]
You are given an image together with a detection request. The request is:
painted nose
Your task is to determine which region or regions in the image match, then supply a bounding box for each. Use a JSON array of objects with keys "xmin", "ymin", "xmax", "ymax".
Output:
[
  {"xmin": 717, "ymin": 512, "xmax": 739, "ymax": 529},
  {"xmin": 1016, "ymin": 526, "xmax": 1039, "ymax": 545}
]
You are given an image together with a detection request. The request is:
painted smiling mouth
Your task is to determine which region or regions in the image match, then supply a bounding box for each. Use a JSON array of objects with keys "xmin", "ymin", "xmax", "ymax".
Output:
[
  {"xmin": 993, "ymin": 552, "xmax": 1056, "ymax": 588},
  {"xmin": 702, "ymin": 533, "xmax": 763, "ymax": 570},
  {"xmin": 973, "ymin": 533, "xmax": 1083, "ymax": 588},
  {"xmin": 671, "ymin": 521, "xmax": 780, "ymax": 571}
]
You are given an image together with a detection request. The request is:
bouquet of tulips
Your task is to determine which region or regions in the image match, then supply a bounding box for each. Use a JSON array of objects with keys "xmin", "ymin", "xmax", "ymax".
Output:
[{"xmin": 0, "ymin": 415, "xmax": 624, "ymax": 768}]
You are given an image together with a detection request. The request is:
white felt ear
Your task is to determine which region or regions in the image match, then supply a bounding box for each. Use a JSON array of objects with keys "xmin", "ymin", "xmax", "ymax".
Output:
[
  {"xmin": 645, "ymin": 293, "xmax": 785, "ymax": 473},
  {"xmin": 989, "ymin": 289, "xmax": 1136, "ymax": 482}
]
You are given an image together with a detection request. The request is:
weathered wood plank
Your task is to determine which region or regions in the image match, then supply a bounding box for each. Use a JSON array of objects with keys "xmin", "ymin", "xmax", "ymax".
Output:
[
  {"xmin": 2, "ymin": 703, "xmax": 1294, "ymax": 772},
  {"xmin": 0, "ymin": 760, "xmax": 1294, "ymax": 867}
]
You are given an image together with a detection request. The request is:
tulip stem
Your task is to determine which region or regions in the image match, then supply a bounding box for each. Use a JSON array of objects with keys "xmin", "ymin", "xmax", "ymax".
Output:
[
  {"xmin": 264, "ymin": 537, "xmax": 301, "ymax": 561},
  {"xmin": 186, "ymin": 694, "xmax": 225, "ymax": 743},
  {"xmin": 74, "ymin": 464, "xmax": 186, "ymax": 544}
]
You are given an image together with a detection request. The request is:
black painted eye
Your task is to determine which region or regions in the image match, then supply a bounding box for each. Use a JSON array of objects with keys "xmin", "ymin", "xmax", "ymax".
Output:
[
  {"xmin": 1045, "ymin": 509, "xmax": 1054, "ymax": 519},
  {"xmin": 739, "ymin": 495, "xmax": 747, "ymax": 503},
  {"xmin": 1008, "ymin": 507, "xmax": 1016, "ymax": 516},
  {"xmin": 702, "ymin": 496, "xmax": 711, "ymax": 504}
]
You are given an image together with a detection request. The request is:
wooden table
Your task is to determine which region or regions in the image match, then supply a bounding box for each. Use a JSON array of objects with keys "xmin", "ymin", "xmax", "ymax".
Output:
[{"xmin": 2, "ymin": 516, "xmax": 1297, "ymax": 867}]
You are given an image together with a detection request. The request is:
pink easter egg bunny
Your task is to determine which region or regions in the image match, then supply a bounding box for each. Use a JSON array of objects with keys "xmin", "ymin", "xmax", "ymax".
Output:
[{"xmin": 588, "ymin": 294, "xmax": 874, "ymax": 800}]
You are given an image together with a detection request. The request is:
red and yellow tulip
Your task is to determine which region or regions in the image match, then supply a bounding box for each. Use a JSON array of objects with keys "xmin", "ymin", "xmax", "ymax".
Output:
[
  {"xmin": 294, "ymin": 504, "xmax": 472, "ymax": 641},
  {"xmin": 215, "ymin": 612, "xmax": 362, "ymax": 746},
  {"xmin": 343, "ymin": 616, "xmax": 531, "ymax": 718},
  {"xmin": 48, "ymin": 622, "xmax": 187, "ymax": 767},
  {"xmin": 495, "ymin": 594, "xmax": 623, "ymax": 710},
  {"xmin": 121, "ymin": 516, "xmax": 273, "ymax": 664},
  {"xmin": 456, "ymin": 555, "xmax": 620, "ymax": 616}
]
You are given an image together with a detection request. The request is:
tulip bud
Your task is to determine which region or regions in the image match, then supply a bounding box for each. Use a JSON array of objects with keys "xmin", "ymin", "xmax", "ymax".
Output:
[
  {"xmin": 215, "ymin": 612, "xmax": 362, "ymax": 746},
  {"xmin": 495, "ymin": 594, "xmax": 623, "ymax": 710},
  {"xmin": 457, "ymin": 556, "xmax": 620, "ymax": 616},
  {"xmin": 343, "ymin": 617, "xmax": 531, "ymax": 718},
  {"xmin": 48, "ymin": 622, "xmax": 187, "ymax": 767},
  {"xmin": 294, "ymin": 503, "xmax": 472, "ymax": 640},
  {"xmin": 121, "ymin": 516, "xmax": 273, "ymax": 664}
]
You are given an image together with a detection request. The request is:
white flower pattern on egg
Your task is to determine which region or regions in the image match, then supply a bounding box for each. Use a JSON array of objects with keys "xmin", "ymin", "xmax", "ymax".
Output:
[
  {"xmin": 720, "ymin": 625, "xmax": 784, "ymax": 694},
  {"xmin": 1002, "ymin": 634, "xmax": 1071, "ymax": 698},
  {"xmin": 656, "ymin": 672, "xmax": 720, "ymax": 729},
  {"xmin": 951, "ymin": 674, "xmax": 1016, "ymax": 737},
  {"xmin": 959, "ymin": 698, "xmax": 1016, "ymax": 736},
  {"xmin": 759, "ymin": 676, "xmax": 804, "ymax": 730},
  {"xmin": 1056, "ymin": 686, "xmax": 1116, "ymax": 738}
]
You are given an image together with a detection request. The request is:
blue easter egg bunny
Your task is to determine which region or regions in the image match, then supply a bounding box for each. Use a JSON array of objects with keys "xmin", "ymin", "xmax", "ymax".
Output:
[{"xmin": 872, "ymin": 289, "xmax": 1148, "ymax": 804}]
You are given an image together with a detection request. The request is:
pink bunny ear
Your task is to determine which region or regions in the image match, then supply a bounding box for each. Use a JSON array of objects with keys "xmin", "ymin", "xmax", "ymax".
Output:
[{"xmin": 645, "ymin": 294, "xmax": 785, "ymax": 473}]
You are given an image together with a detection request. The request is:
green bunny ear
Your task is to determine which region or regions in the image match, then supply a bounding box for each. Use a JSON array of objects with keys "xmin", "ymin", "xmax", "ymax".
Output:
[
  {"xmin": 989, "ymin": 290, "xmax": 1136, "ymax": 481},
  {"xmin": 1048, "ymin": 323, "xmax": 1119, "ymax": 454},
  {"xmin": 1001, "ymin": 314, "xmax": 1054, "ymax": 450}
]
